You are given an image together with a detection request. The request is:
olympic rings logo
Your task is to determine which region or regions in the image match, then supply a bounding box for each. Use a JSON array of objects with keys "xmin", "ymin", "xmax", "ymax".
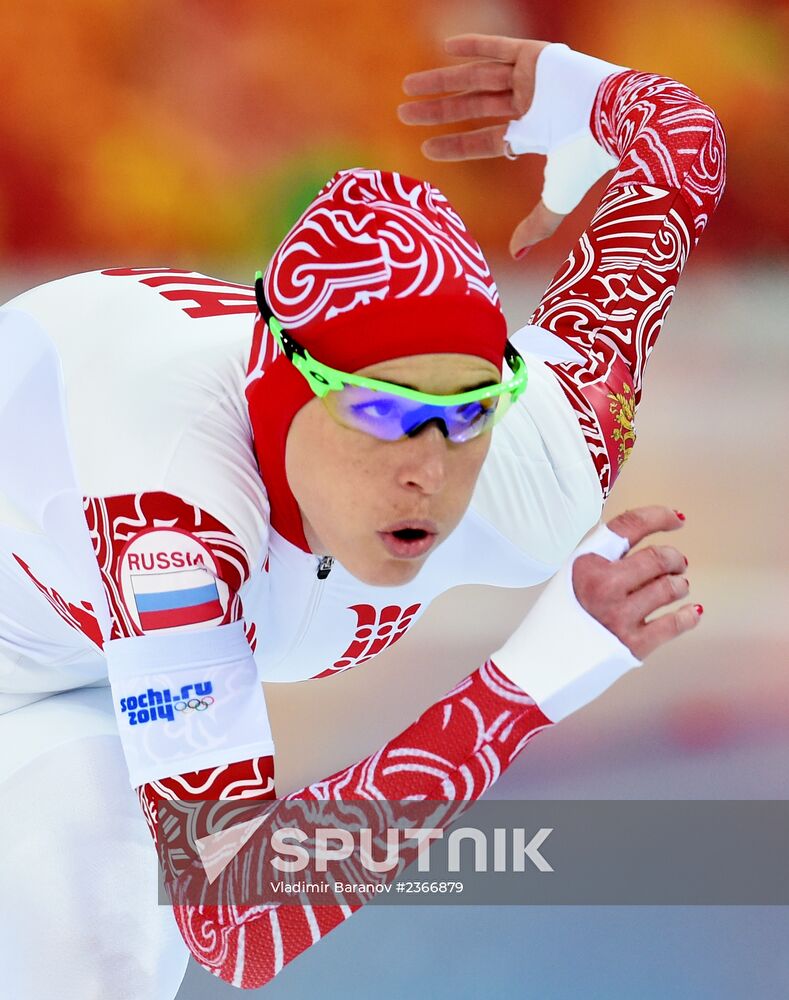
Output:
[{"xmin": 174, "ymin": 696, "xmax": 215, "ymax": 713}]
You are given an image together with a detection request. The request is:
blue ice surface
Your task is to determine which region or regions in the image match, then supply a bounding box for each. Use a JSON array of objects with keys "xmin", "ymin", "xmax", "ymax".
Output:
[{"xmin": 177, "ymin": 904, "xmax": 789, "ymax": 999}]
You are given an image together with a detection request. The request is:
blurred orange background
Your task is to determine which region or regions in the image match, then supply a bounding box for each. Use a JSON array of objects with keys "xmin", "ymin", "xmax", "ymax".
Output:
[{"xmin": 1, "ymin": 0, "xmax": 787, "ymax": 270}]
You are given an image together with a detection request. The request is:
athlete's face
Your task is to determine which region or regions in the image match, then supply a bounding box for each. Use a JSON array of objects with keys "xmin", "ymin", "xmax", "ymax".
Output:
[{"xmin": 285, "ymin": 352, "xmax": 501, "ymax": 586}]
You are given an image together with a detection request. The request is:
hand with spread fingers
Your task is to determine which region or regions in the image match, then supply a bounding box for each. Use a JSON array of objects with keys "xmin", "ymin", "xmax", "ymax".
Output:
[
  {"xmin": 398, "ymin": 33, "xmax": 625, "ymax": 257},
  {"xmin": 573, "ymin": 506, "xmax": 703, "ymax": 661},
  {"xmin": 398, "ymin": 35, "xmax": 550, "ymax": 160}
]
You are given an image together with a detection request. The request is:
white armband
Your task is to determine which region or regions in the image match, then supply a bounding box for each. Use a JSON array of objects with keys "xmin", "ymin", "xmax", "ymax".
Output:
[
  {"xmin": 491, "ymin": 524, "xmax": 641, "ymax": 722},
  {"xmin": 106, "ymin": 621, "xmax": 275, "ymax": 789},
  {"xmin": 504, "ymin": 43, "xmax": 627, "ymax": 214}
]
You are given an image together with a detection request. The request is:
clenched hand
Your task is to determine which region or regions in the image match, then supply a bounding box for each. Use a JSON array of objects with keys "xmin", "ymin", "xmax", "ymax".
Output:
[{"xmin": 573, "ymin": 505, "xmax": 703, "ymax": 660}]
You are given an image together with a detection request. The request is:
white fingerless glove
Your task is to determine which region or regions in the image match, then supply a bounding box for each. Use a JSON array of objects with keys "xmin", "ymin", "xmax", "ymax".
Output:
[
  {"xmin": 504, "ymin": 43, "xmax": 627, "ymax": 214},
  {"xmin": 491, "ymin": 524, "xmax": 641, "ymax": 722},
  {"xmin": 106, "ymin": 620, "xmax": 275, "ymax": 788}
]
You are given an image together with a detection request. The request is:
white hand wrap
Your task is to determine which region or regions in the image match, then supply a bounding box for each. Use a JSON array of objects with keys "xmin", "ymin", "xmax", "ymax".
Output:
[
  {"xmin": 503, "ymin": 43, "xmax": 627, "ymax": 214},
  {"xmin": 491, "ymin": 524, "xmax": 641, "ymax": 722},
  {"xmin": 106, "ymin": 620, "xmax": 275, "ymax": 788}
]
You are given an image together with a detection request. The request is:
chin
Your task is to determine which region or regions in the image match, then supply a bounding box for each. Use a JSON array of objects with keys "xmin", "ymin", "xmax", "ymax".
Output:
[{"xmin": 349, "ymin": 554, "xmax": 424, "ymax": 588}]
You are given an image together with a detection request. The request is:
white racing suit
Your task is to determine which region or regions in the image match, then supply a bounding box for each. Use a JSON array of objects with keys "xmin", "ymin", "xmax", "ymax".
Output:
[{"xmin": 0, "ymin": 44, "xmax": 725, "ymax": 997}]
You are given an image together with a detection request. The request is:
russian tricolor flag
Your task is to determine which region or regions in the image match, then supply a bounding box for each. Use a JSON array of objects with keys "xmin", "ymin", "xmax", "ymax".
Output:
[{"xmin": 131, "ymin": 568, "xmax": 224, "ymax": 631}]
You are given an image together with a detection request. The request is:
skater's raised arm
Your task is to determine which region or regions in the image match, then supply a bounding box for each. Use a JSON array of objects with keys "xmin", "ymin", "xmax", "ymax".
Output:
[{"xmin": 400, "ymin": 36, "xmax": 727, "ymax": 494}]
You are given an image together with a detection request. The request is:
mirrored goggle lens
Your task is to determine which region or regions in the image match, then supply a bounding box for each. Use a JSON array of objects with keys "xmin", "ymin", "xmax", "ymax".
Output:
[{"xmin": 322, "ymin": 384, "xmax": 514, "ymax": 442}]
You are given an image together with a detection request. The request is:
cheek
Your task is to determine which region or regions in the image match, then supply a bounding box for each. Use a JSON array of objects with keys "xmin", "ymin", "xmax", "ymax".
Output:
[
  {"xmin": 287, "ymin": 410, "xmax": 380, "ymax": 517},
  {"xmin": 455, "ymin": 436, "xmax": 491, "ymax": 489},
  {"xmin": 339, "ymin": 442, "xmax": 388, "ymax": 504},
  {"xmin": 285, "ymin": 404, "xmax": 334, "ymax": 504}
]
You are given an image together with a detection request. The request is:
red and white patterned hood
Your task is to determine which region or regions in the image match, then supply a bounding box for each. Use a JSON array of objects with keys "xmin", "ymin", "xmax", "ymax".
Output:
[{"xmin": 246, "ymin": 168, "xmax": 508, "ymax": 553}]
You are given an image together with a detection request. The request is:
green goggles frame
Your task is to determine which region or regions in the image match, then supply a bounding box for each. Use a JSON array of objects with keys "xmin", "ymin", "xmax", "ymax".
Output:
[{"xmin": 253, "ymin": 271, "xmax": 528, "ymax": 411}]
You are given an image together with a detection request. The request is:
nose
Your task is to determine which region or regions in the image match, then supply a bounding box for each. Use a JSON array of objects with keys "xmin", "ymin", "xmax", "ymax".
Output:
[
  {"xmin": 405, "ymin": 415, "xmax": 450, "ymax": 440},
  {"xmin": 397, "ymin": 421, "xmax": 449, "ymax": 495}
]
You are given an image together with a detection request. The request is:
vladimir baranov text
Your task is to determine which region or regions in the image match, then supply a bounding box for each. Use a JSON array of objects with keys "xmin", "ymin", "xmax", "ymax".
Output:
[{"xmin": 152, "ymin": 799, "xmax": 789, "ymax": 908}]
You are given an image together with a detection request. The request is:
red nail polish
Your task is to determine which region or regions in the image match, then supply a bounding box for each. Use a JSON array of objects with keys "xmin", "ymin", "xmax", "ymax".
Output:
[
  {"xmin": 515, "ymin": 246, "xmax": 532, "ymax": 260},
  {"xmin": 673, "ymin": 509, "xmax": 686, "ymax": 521},
  {"xmin": 694, "ymin": 604, "xmax": 704, "ymax": 616}
]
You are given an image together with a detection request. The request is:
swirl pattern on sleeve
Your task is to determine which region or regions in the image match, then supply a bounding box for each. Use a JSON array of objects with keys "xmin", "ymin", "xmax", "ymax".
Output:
[
  {"xmin": 138, "ymin": 659, "xmax": 551, "ymax": 988},
  {"xmin": 530, "ymin": 71, "xmax": 727, "ymax": 492}
]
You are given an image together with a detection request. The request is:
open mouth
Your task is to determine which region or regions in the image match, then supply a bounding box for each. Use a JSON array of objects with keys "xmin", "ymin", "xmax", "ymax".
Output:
[
  {"xmin": 378, "ymin": 526, "xmax": 438, "ymax": 559},
  {"xmin": 391, "ymin": 528, "xmax": 428, "ymax": 541}
]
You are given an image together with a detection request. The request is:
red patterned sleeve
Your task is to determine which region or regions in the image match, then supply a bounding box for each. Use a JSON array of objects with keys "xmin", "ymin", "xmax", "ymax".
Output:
[
  {"xmin": 531, "ymin": 70, "xmax": 727, "ymax": 493},
  {"xmin": 88, "ymin": 492, "xmax": 553, "ymax": 987},
  {"xmin": 139, "ymin": 660, "xmax": 551, "ymax": 989}
]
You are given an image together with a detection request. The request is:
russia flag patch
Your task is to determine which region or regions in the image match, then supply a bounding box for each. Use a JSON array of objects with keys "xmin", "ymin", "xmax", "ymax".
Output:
[{"xmin": 131, "ymin": 568, "xmax": 224, "ymax": 631}]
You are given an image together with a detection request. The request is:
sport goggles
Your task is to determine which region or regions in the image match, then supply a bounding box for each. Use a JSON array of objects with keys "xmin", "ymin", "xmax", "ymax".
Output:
[{"xmin": 254, "ymin": 272, "xmax": 527, "ymax": 444}]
